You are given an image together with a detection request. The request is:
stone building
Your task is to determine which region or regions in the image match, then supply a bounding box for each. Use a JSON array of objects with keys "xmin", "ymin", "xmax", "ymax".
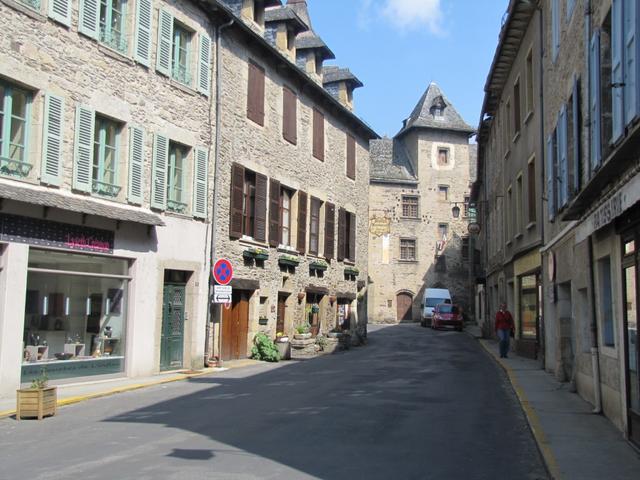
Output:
[
  {"xmin": 211, "ymin": 0, "xmax": 376, "ymax": 360},
  {"xmin": 368, "ymin": 83, "xmax": 475, "ymax": 324},
  {"xmin": 474, "ymin": 0, "xmax": 640, "ymax": 446}
]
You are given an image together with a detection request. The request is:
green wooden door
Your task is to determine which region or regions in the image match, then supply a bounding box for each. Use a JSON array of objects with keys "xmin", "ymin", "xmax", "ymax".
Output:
[{"xmin": 160, "ymin": 283, "xmax": 185, "ymax": 371}]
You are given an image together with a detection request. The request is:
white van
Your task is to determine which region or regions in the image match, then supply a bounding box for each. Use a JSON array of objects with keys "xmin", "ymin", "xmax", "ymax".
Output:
[{"xmin": 421, "ymin": 288, "xmax": 452, "ymax": 327}]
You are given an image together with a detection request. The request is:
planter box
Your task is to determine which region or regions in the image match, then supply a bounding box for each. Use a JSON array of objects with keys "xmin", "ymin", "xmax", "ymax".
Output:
[
  {"xmin": 254, "ymin": 253, "xmax": 269, "ymax": 261},
  {"xmin": 16, "ymin": 386, "xmax": 57, "ymax": 420},
  {"xmin": 309, "ymin": 262, "xmax": 328, "ymax": 271},
  {"xmin": 279, "ymin": 257, "xmax": 300, "ymax": 267}
]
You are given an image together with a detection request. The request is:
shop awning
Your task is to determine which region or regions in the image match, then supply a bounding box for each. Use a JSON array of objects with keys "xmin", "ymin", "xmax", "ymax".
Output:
[{"xmin": 0, "ymin": 181, "xmax": 164, "ymax": 226}]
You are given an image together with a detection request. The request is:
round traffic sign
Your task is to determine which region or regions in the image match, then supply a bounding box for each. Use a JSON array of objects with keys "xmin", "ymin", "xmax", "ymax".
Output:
[
  {"xmin": 213, "ymin": 258, "xmax": 233, "ymax": 285},
  {"xmin": 467, "ymin": 222, "xmax": 481, "ymax": 235}
]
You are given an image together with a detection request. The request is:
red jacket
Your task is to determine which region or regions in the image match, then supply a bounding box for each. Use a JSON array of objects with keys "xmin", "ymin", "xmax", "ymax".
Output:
[{"xmin": 495, "ymin": 310, "xmax": 514, "ymax": 332}]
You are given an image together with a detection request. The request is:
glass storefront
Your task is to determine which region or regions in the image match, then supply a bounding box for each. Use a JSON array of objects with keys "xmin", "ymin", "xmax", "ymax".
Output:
[
  {"xmin": 21, "ymin": 249, "xmax": 129, "ymax": 383},
  {"xmin": 520, "ymin": 274, "xmax": 538, "ymax": 339}
]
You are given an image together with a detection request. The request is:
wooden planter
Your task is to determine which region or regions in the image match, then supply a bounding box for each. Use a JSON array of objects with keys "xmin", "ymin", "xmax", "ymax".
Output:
[{"xmin": 16, "ymin": 386, "xmax": 57, "ymax": 420}]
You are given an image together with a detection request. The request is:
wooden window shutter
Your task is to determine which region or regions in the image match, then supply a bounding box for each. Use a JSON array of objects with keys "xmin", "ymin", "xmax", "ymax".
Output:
[
  {"xmin": 337, "ymin": 207, "xmax": 346, "ymax": 261},
  {"xmin": 197, "ymin": 33, "xmax": 212, "ymax": 96},
  {"xmin": 73, "ymin": 105, "xmax": 95, "ymax": 193},
  {"xmin": 229, "ymin": 163, "xmax": 245, "ymax": 239},
  {"xmin": 269, "ymin": 178, "xmax": 281, "ymax": 247},
  {"xmin": 254, "ymin": 172, "xmax": 268, "ymax": 242},
  {"xmin": 48, "ymin": 0, "xmax": 72, "ymax": 26},
  {"xmin": 348, "ymin": 212, "xmax": 356, "ymax": 261},
  {"xmin": 247, "ymin": 61, "xmax": 265, "ymax": 126},
  {"xmin": 309, "ymin": 197, "xmax": 321, "ymax": 255},
  {"xmin": 134, "ymin": 0, "xmax": 153, "ymax": 66},
  {"xmin": 192, "ymin": 146, "xmax": 208, "ymax": 219},
  {"xmin": 41, "ymin": 94, "xmax": 65, "ymax": 186},
  {"xmin": 151, "ymin": 133, "xmax": 169, "ymax": 210},
  {"xmin": 313, "ymin": 108, "xmax": 324, "ymax": 161},
  {"xmin": 156, "ymin": 9, "xmax": 173, "ymax": 76},
  {"xmin": 346, "ymin": 134, "xmax": 356, "ymax": 180},
  {"xmin": 324, "ymin": 202, "xmax": 335, "ymax": 260},
  {"xmin": 78, "ymin": 0, "xmax": 100, "ymax": 40},
  {"xmin": 297, "ymin": 191, "xmax": 307, "ymax": 253},
  {"xmin": 283, "ymin": 87, "xmax": 297, "ymax": 145},
  {"xmin": 127, "ymin": 125, "xmax": 145, "ymax": 205}
]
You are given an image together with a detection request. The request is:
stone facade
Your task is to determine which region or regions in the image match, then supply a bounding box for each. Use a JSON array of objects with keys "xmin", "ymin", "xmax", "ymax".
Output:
[{"xmin": 368, "ymin": 83, "xmax": 475, "ymax": 324}]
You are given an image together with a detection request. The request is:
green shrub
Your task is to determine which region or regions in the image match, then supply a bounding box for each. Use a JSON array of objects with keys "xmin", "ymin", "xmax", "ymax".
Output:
[
  {"xmin": 251, "ymin": 333, "xmax": 280, "ymax": 362},
  {"xmin": 295, "ymin": 323, "xmax": 310, "ymax": 334}
]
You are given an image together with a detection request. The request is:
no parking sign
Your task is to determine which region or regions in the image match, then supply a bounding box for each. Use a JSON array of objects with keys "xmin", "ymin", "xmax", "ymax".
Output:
[{"xmin": 212, "ymin": 258, "xmax": 233, "ymax": 286}]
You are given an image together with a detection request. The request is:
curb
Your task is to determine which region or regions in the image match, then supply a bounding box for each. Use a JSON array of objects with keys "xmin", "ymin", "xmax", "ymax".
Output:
[
  {"xmin": 0, "ymin": 360, "xmax": 261, "ymax": 420},
  {"xmin": 477, "ymin": 339, "xmax": 562, "ymax": 480}
]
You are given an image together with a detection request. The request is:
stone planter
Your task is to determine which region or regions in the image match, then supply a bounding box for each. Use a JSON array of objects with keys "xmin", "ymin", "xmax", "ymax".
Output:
[
  {"xmin": 275, "ymin": 341, "xmax": 291, "ymax": 360},
  {"xmin": 290, "ymin": 337, "xmax": 317, "ymax": 359},
  {"xmin": 294, "ymin": 332, "xmax": 312, "ymax": 340},
  {"xmin": 16, "ymin": 386, "xmax": 57, "ymax": 420}
]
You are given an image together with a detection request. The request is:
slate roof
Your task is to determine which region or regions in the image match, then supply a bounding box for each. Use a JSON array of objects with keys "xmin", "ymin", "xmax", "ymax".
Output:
[
  {"xmin": 322, "ymin": 66, "xmax": 363, "ymax": 89},
  {"xmin": 397, "ymin": 82, "xmax": 475, "ymax": 137},
  {"xmin": 0, "ymin": 181, "xmax": 165, "ymax": 226},
  {"xmin": 286, "ymin": 0, "xmax": 335, "ymax": 59},
  {"xmin": 369, "ymin": 138, "xmax": 418, "ymax": 184},
  {"xmin": 264, "ymin": 5, "xmax": 307, "ymax": 33}
]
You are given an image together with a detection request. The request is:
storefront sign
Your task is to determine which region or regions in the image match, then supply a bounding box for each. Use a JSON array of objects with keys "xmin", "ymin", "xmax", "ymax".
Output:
[
  {"xmin": 0, "ymin": 213, "xmax": 114, "ymax": 253},
  {"xmin": 575, "ymin": 174, "xmax": 640, "ymax": 244}
]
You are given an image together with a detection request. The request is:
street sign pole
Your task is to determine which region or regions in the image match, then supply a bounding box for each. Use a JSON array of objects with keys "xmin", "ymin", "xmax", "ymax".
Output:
[{"xmin": 212, "ymin": 259, "xmax": 233, "ymax": 368}]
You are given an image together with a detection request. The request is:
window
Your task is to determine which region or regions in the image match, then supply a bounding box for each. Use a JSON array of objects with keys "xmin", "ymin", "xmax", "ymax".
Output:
[
  {"xmin": 598, "ymin": 256, "xmax": 615, "ymax": 347},
  {"xmin": 253, "ymin": 0, "xmax": 265, "ymax": 25},
  {"xmin": 438, "ymin": 148, "xmax": 449, "ymax": 166},
  {"xmin": 546, "ymin": 130, "xmax": 557, "ymax": 221},
  {"xmin": 167, "ymin": 142, "xmax": 188, "ymax": 212},
  {"xmin": 324, "ymin": 202, "xmax": 335, "ymax": 260},
  {"xmin": 171, "ymin": 22, "xmax": 192, "ymax": 85},
  {"xmin": 528, "ymin": 158, "xmax": 536, "ymax": 224},
  {"xmin": 438, "ymin": 185, "xmax": 449, "ymax": 201},
  {"xmin": 506, "ymin": 99, "xmax": 512, "ymax": 144},
  {"xmin": 99, "ymin": 0, "xmax": 127, "ymax": 53},
  {"xmin": 229, "ymin": 163, "xmax": 267, "ymax": 241},
  {"xmin": 247, "ymin": 61, "xmax": 265, "ymax": 126},
  {"xmin": 92, "ymin": 115, "xmax": 121, "ymax": 196},
  {"xmin": 313, "ymin": 108, "xmax": 324, "ymax": 161},
  {"xmin": 400, "ymin": 239, "xmax": 416, "ymax": 261},
  {"xmin": 280, "ymin": 187, "xmax": 292, "ymax": 247},
  {"xmin": 402, "ymin": 196, "xmax": 419, "ymax": 218},
  {"xmin": 516, "ymin": 174, "xmax": 523, "ymax": 235},
  {"xmin": 566, "ymin": 0, "xmax": 576, "ymax": 21},
  {"xmin": 19, "ymin": 0, "xmax": 42, "ymax": 11},
  {"xmin": 438, "ymin": 223, "xmax": 448, "ymax": 241},
  {"xmin": 243, "ymin": 170, "xmax": 256, "ymax": 236},
  {"xmin": 346, "ymin": 134, "xmax": 356, "ymax": 180},
  {"xmin": 283, "ymin": 87, "xmax": 297, "ymax": 145},
  {"xmin": 526, "ymin": 49, "xmax": 534, "ymax": 116},
  {"xmin": 506, "ymin": 186, "xmax": 513, "ymax": 240},
  {"xmin": 309, "ymin": 197, "xmax": 322, "ymax": 255},
  {"xmin": 338, "ymin": 208, "xmax": 356, "ymax": 262},
  {"xmin": 552, "ymin": 0, "xmax": 560, "ymax": 61},
  {"xmin": 513, "ymin": 79, "xmax": 521, "ymax": 138},
  {"xmin": 0, "ymin": 81, "xmax": 32, "ymax": 178}
]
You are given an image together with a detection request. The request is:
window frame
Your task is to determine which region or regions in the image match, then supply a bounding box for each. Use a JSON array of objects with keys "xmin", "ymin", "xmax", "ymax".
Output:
[
  {"xmin": 99, "ymin": 0, "xmax": 128, "ymax": 54},
  {"xmin": 438, "ymin": 185, "xmax": 449, "ymax": 202},
  {"xmin": 279, "ymin": 186, "xmax": 293, "ymax": 247},
  {"xmin": 0, "ymin": 81, "xmax": 32, "ymax": 179},
  {"xmin": 167, "ymin": 141, "xmax": 189, "ymax": 213},
  {"xmin": 92, "ymin": 114, "xmax": 121, "ymax": 196},
  {"xmin": 400, "ymin": 238, "xmax": 417, "ymax": 261},
  {"xmin": 171, "ymin": 20, "xmax": 192, "ymax": 86},
  {"xmin": 401, "ymin": 195, "xmax": 419, "ymax": 219},
  {"xmin": 309, "ymin": 197, "xmax": 322, "ymax": 255}
]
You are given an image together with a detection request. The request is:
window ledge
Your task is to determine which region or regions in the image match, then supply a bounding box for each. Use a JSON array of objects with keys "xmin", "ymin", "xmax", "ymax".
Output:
[
  {"xmin": 503, "ymin": 150, "xmax": 511, "ymax": 160},
  {"xmin": 163, "ymin": 210, "xmax": 192, "ymax": 220},
  {"xmin": 98, "ymin": 43, "xmax": 134, "ymax": 66},
  {"xmin": 169, "ymin": 78, "xmax": 197, "ymax": 96},
  {"xmin": 399, "ymin": 216, "xmax": 421, "ymax": 222},
  {"xmin": 526, "ymin": 221, "xmax": 536, "ymax": 231},
  {"xmin": 512, "ymin": 131, "xmax": 521, "ymax": 144},
  {"xmin": 1, "ymin": 0, "xmax": 46, "ymax": 21},
  {"xmin": 514, "ymin": 233, "xmax": 523, "ymax": 240},
  {"xmin": 342, "ymin": 259, "xmax": 356, "ymax": 266},
  {"xmin": 524, "ymin": 110, "xmax": 534, "ymax": 125},
  {"xmin": 505, "ymin": 240, "xmax": 513, "ymax": 247},
  {"xmin": 277, "ymin": 245, "xmax": 298, "ymax": 254},
  {"xmin": 398, "ymin": 259, "xmax": 418, "ymax": 264},
  {"xmin": 240, "ymin": 237, "xmax": 269, "ymax": 249}
]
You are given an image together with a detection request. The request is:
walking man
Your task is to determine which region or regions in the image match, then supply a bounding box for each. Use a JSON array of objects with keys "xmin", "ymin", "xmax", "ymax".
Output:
[{"xmin": 495, "ymin": 303, "xmax": 514, "ymax": 358}]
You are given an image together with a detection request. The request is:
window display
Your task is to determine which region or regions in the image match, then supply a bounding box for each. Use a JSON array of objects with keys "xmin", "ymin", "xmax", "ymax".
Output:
[{"xmin": 21, "ymin": 249, "xmax": 129, "ymax": 383}]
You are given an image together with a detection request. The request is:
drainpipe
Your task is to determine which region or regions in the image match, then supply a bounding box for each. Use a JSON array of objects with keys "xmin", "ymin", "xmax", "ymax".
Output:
[
  {"xmin": 537, "ymin": 2, "xmax": 546, "ymax": 369},
  {"xmin": 588, "ymin": 234, "xmax": 602, "ymax": 413},
  {"xmin": 204, "ymin": 16, "xmax": 235, "ymax": 367}
]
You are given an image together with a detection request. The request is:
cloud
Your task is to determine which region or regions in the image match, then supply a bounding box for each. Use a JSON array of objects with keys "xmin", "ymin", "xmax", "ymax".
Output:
[{"xmin": 380, "ymin": 0, "xmax": 445, "ymax": 34}]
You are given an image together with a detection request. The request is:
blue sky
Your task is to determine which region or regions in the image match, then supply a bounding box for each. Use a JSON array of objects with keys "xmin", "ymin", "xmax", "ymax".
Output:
[{"xmin": 306, "ymin": 0, "xmax": 508, "ymax": 138}]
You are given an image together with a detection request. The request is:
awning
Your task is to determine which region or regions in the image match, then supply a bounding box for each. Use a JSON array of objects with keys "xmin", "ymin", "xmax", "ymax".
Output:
[
  {"xmin": 305, "ymin": 285, "xmax": 329, "ymax": 295},
  {"xmin": 0, "ymin": 181, "xmax": 164, "ymax": 226}
]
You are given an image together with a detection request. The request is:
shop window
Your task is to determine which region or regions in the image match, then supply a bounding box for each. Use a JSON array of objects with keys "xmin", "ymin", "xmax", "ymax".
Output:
[
  {"xmin": 167, "ymin": 141, "xmax": 188, "ymax": 213},
  {"xmin": 598, "ymin": 256, "xmax": 615, "ymax": 347},
  {"xmin": 402, "ymin": 195, "xmax": 419, "ymax": 218},
  {"xmin": 520, "ymin": 275, "xmax": 538, "ymax": 338},
  {"xmin": 21, "ymin": 250, "xmax": 129, "ymax": 384},
  {"xmin": 400, "ymin": 238, "xmax": 416, "ymax": 261},
  {"xmin": 92, "ymin": 115, "xmax": 121, "ymax": 197},
  {"xmin": 0, "ymin": 81, "xmax": 32, "ymax": 179},
  {"xmin": 99, "ymin": 0, "xmax": 128, "ymax": 53}
]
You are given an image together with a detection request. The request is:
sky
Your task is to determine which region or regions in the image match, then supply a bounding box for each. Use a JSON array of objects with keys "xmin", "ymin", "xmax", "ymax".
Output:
[{"xmin": 306, "ymin": 0, "xmax": 508, "ymax": 138}]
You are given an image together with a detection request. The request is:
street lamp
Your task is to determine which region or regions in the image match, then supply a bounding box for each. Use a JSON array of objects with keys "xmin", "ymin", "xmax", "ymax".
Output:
[{"xmin": 451, "ymin": 204, "xmax": 461, "ymax": 218}]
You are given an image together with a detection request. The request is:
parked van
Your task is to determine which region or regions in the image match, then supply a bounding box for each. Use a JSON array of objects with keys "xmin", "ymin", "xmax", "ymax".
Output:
[{"xmin": 421, "ymin": 288, "xmax": 452, "ymax": 327}]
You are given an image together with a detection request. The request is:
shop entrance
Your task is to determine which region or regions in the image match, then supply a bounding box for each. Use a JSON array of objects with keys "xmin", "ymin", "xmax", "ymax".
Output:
[
  {"xmin": 221, "ymin": 290, "xmax": 250, "ymax": 360},
  {"xmin": 622, "ymin": 233, "xmax": 639, "ymax": 447},
  {"xmin": 160, "ymin": 271, "xmax": 188, "ymax": 371},
  {"xmin": 517, "ymin": 272, "xmax": 541, "ymax": 359}
]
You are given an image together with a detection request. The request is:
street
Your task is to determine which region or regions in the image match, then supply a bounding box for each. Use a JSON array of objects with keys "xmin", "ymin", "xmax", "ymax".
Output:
[{"xmin": 0, "ymin": 325, "xmax": 548, "ymax": 480}]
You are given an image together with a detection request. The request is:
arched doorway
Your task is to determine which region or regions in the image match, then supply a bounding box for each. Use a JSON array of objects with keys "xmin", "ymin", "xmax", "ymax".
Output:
[{"xmin": 396, "ymin": 292, "xmax": 413, "ymax": 322}]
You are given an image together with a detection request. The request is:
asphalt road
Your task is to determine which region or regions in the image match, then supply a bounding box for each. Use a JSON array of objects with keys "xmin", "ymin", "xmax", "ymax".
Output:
[{"xmin": 0, "ymin": 324, "xmax": 548, "ymax": 480}]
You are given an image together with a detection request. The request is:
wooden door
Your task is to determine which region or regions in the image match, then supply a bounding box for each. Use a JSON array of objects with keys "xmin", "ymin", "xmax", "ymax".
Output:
[
  {"xmin": 160, "ymin": 284, "xmax": 185, "ymax": 371},
  {"xmin": 221, "ymin": 290, "xmax": 250, "ymax": 361},
  {"xmin": 276, "ymin": 295, "xmax": 287, "ymax": 334},
  {"xmin": 396, "ymin": 293, "xmax": 413, "ymax": 322}
]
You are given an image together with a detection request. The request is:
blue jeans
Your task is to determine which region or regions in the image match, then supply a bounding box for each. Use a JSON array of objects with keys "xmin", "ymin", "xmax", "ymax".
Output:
[{"xmin": 497, "ymin": 329, "xmax": 510, "ymax": 357}]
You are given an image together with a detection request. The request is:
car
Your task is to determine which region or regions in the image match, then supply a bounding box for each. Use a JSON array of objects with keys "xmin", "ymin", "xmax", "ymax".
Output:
[
  {"xmin": 420, "ymin": 288, "xmax": 452, "ymax": 327},
  {"xmin": 431, "ymin": 303, "xmax": 464, "ymax": 331}
]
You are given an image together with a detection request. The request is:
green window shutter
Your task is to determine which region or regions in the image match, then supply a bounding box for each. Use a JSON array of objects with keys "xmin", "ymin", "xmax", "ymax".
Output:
[
  {"xmin": 78, "ymin": 0, "xmax": 100, "ymax": 40},
  {"xmin": 128, "ymin": 126, "xmax": 145, "ymax": 205},
  {"xmin": 41, "ymin": 94, "xmax": 65, "ymax": 186},
  {"xmin": 197, "ymin": 33, "xmax": 212, "ymax": 96},
  {"xmin": 192, "ymin": 147, "xmax": 208, "ymax": 219},
  {"xmin": 48, "ymin": 0, "xmax": 71, "ymax": 27},
  {"xmin": 73, "ymin": 105, "xmax": 95, "ymax": 193},
  {"xmin": 134, "ymin": 0, "xmax": 153, "ymax": 66},
  {"xmin": 151, "ymin": 133, "xmax": 169, "ymax": 210},
  {"xmin": 156, "ymin": 9, "xmax": 173, "ymax": 76}
]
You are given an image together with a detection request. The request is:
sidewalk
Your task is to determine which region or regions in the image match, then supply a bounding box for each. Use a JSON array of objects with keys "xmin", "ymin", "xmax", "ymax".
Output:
[
  {"xmin": 466, "ymin": 325, "xmax": 640, "ymax": 480},
  {"xmin": 0, "ymin": 359, "xmax": 262, "ymax": 419}
]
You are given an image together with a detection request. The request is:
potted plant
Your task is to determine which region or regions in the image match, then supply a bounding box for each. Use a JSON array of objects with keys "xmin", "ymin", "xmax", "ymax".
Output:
[
  {"xmin": 16, "ymin": 370, "xmax": 57, "ymax": 420},
  {"xmin": 309, "ymin": 260, "xmax": 328, "ymax": 272},
  {"xmin": 274, "ymin": 332, "xmax": 291, "ymax": 360},
  {"xmin": 294, "ymin": 323, "xmax": 312, "ymax": 340},
  {"xmin": 279, "ymin": 254, "xmax": 300, "ymax": 267},
  {"xmin": 250, "ymin": 333, "xmax": 280, "ymax": 362},
  {"xmin": 243, "ymin": 247, "xmax": 269, "ymax": 261}
]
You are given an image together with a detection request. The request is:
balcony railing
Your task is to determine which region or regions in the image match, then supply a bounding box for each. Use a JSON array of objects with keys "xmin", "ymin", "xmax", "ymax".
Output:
[
  {"xmin": 92, "ymin": 180, "xmax": 122, "ymax": 197},
  {"xmin": 19, "ymin": 0, "xmax": 41, "ymax": 10},
  {"xmin": 167, "ymin": 199, "xmax": 188, "ymax": 214},
  {"xmin": 171, "ymin": 64, "xmax": 192, "ymax": 87},
  {"xmin": 100, "ymin": 27, "xmax": 128, "ymax": 55},
  {"xmin": 0, "ymin": 157, "xmax": 33, "ymax": 178}
]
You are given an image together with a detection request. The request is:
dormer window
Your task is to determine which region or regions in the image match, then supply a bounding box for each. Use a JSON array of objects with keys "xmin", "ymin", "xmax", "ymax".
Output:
[
  {"xmin": 287, "ymin": 27, "xmax": 296, "ymax": 53},
  {"xmin": 431, "ymin": 95, "xmax": 446, "ymax": 118},
  {"xmin": 315, "ymin": 54, "xmax": 323, "ymax": 76},
  {"xmin": 254, "ymin": 0, "xmax": 265, "ymax": 26}
]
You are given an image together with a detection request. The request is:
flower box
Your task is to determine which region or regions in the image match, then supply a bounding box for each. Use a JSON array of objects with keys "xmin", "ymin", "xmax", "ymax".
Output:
[
  {"xmin": 279, "ymin": 254, "xmax": 300, "ymax": 267},
  {"xmin": 16, "ymin": 386, "xmax": 57, "ymax": 420},
  {"xmin": 309, "ymin": 260, "xmax": 328, "ymax": 271},
  {"xmin": 344, "ymin": 266, "xmax": 360, "ymax": 278},
  {"xmin": 244, "ymin": 247, "xmax": 269, "ymax": 261}
]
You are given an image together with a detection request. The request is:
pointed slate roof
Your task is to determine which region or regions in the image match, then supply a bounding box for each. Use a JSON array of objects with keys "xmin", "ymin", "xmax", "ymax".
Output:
[
  {"xmin": 369, "ymin": 138, "xmax": 418, "ymax": 184},
  {"xmin": 397, "ymin": 82, "xmax": 475, "ymax": 137},
  {"xmin": 322, "ymin": 66, "xmax": 363, "ymax": 89},
  {"xmin": 264, "ymin": 5, "xmax": 308, "ymax": 33},
  {"xmin": 286, "ymin": 0, "xmax": 335, "ymax": 59}
]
